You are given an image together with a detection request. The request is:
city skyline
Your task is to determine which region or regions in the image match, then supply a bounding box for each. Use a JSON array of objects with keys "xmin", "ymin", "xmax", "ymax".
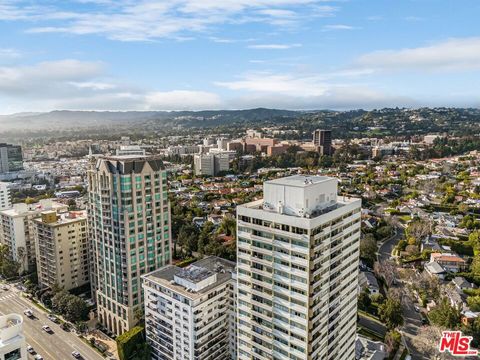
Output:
[{"xmin": 1, "ymin": 1, "xmax": 480, "ymax": 113}]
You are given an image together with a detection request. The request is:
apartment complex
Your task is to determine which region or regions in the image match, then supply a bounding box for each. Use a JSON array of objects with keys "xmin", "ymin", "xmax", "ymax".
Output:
[
  {"xmin": 0, "ymin": 144, "xmax": 23, "ymax": 174},
  {"xmin": 88, "ymin": 155, "xmax": 172, "ymax": 335},
  {"xmin": 236, "ymin": 175, "xmax": 361, "ymax": 360},
  {"xmin": 194, "ymin": 153, "xmax": 230, "ymax": 176},
  {"xmin": 0, "ymin": 200, "xmax": 68, "ymax": 273},
  {"xmin": 142, "ymin": 256, "xmax": 237, "ymax": 360},
  {"xmin": 0, "ymin": 183, "xmax": 10, "ymax": 211},
  {"xmin": 313, "ymin": 129, "xmax": 332, "ymax": 156},
  {"xmin": 0, "ymin": 314, "xmax": 27, "ymax": 360},
  {"xmin": 33, "ymin": 211, "xmax": 89, "ymax": 291}
]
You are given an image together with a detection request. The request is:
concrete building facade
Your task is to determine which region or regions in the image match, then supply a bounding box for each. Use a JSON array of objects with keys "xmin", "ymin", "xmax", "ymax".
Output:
[
  {"xmin": 88, "ymin": 155, "xmax": 172, "ymax": 335},
  {"xmin": 142, "ymin": 256, "xmax": 237, "ymax": 360},
  {"xmin": 313, "ymin": 129, "xmax": 332, "ymax": 156},
  {"xmin": 33, "ymin": 211, "xmax": 89, "ymax": 291},
  {"xmin": 236, "ymin": 175, "xmax": 361, "ymax": 360},
  {"xmin": 0, "ymin": 183, "xmax": 11, "ymax": 211},
  {"xmin": 0, "ymin": 314, "xmax": 27, "ymax": 360},
  {"xmin": 0, "ymin": 200, "xmax": 68, "ymax": 273}
]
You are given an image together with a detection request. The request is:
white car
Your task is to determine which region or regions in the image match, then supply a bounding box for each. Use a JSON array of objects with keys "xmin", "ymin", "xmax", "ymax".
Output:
[
  {"xmin": 1, "ymin": 285, "xmax": 8, "ymax": 290},
  {"xmin": 34, "ymin": 355, "xmax": 43, "ymax": 360},
  {"xmin": 23, "ymin": 309, "xmax": 33, "ymax": 318},
  {"xmin": 26, "ymin": 345, "xmax": 34, "ymax": 354},
  {"xmin": 42, "ymin": 325, "xmax": 52, "ymax": 333},
  {"xmin": 72, "ymin": 351, "xmax": 81, "ymax": 358}
]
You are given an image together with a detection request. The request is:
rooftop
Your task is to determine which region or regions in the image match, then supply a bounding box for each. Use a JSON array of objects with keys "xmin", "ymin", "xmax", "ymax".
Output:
[
  {"xmin": 143, "ymin": 256, "xmax": 235, "ymax": 300},
  {"xmin": 265, "ymin": 175, "xmax": 333, "ymax": 188}
]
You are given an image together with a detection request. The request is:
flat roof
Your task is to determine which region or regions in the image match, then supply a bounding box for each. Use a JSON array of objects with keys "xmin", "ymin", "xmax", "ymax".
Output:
[
  {"xmin": 265, "ymin": 175, "xmax": 334, "ymax": 188},
  {"xmin": 143, "ymin": 256, "xmax": 235, "ymax": 300}
]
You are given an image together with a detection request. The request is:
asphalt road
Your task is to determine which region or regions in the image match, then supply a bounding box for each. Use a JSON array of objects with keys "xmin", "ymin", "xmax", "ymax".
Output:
[
  {"xmin": 401, "ymin": 294, "xmax": 429, "ymax": 360},
  {"xmin": 0, "ymin": 285, "xmax": 104, "ymax": 360},
  {"xmin": 378, "ymin": 224, "xmax": 404, "ymax": 263}
]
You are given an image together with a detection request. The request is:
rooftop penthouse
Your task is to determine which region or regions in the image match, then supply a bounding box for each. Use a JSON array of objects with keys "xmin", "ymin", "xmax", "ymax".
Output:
[{"xmin": 245, "ymin": 175, "xmax": 355, "ymax": 219}]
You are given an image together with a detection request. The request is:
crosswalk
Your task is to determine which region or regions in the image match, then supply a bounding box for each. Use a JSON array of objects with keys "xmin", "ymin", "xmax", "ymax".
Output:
[{"xmin": 0, "ymin": 293, "xmax": 16, "ymax": 302}]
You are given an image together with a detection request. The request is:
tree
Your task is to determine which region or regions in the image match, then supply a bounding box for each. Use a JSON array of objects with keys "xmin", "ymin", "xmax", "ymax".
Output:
[
  {"xmin": 467, "ymin": 296, "xmax": 480, "ymax": 312},
  {"xmin": 410, "ymin": 325, "xmax": 458, "ymax": 359},
  {"xmin": 217, "ymin": 216, "xmax": 236, "ymax": 237},
  {"xmin": 117, "ymin": 326, "xmax": 148, "ymax": 360},
  {"xmin": 17, "ymin": 247, "xmax": 26, "ymax": 274},
  {"xmin": 360, "ymin": 234, "xmax": 377, "ymax": 267},
  {"xmin": 378, "ymin": 297, "xmax": 404, "ymax": 329},
  {"xmin": 52, "ymin": 290, "xmax": 89, "ymax": 322},
  {"xmin": 0, "ymin": 244, "xmax": 20, "ymax": 278},
  {"xmin": 429, "ymin": 298, "xmax": 461, "ymax": 329},
  {"xmin": 384, "ymin": 330, "xmax": 401, "ymax": 355},
  {"xmin": 358, "ymin": 289, "xmax": 371, "ymax": 311}
]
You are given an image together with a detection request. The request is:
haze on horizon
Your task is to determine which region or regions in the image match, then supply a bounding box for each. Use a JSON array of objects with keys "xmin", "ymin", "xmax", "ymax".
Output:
[{"xmin": 1, "ymin": 0, "xmax": 480, "ymax": 114}]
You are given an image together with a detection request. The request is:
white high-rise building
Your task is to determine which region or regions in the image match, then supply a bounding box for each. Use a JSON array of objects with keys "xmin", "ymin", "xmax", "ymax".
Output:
[
  {"xmin": 193, "ymin": 153, "xmax": 230, "ymax": 176},
  {"xmin": 236, "ymin": 175, "xmax": 361, "ymax": 360},
  {"xmin": 142, "ymin": 256, "xmax": 237, "ymax": 360},
  {"xmin": 0, "ymin": 314, "xmax": 27, "ymax": 360},
  {"xmin": 0, "ymin": 183, "xmax": 11, "ymax": 211}
]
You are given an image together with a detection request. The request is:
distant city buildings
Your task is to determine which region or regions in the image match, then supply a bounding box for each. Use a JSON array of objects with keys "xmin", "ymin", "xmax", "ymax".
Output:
[
  {"xmin": 143, "ymin": 256, "xmax": 237, "ymax": 360},
  {"xmin": 33, "ymin": 210, "xmax": 89, "ymax": 291},
  {"xmin": 88, "ymin": 155, "xmax": 172, "ymax": 335},
  {"xmin": 0, "ymin": 182, "xmax": 11, "ymax": 211},
  {"xmin": 313, "ymin": 129, "xmax": 333, "ymax": 155},
  {"xmin": 0, "ymin": 200, "xmax": 68, "ymax": 273},
  {"xmin": 116, "ymin": 145, "xmax": 146, "ymax": 156},
  {"xmin": 194, "ymin": 153, "xmax": 230, "ymax": 176},
  {"xmin": 0, "ymin": 143, "xmax": 23, "ymax": 174},
  {"xmin": 0, "ymin": 314, "xmax": 27, "ymax": 360},
  {"xmin": 236, "ymin": 175, "xmax": 361, "ymax": 360}
]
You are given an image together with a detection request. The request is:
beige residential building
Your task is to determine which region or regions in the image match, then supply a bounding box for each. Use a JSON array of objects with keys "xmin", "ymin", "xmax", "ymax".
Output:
[
  {"xmin": 33, "ymin": 210, "xmax": 89, "ymax": 291},
  {"xmin": 88, "ymin": 155, "xmax": 172, "ymax": 335},
  {"xmin": 0, "ymin": 200, "xmax": 68, "ymax": 273}
]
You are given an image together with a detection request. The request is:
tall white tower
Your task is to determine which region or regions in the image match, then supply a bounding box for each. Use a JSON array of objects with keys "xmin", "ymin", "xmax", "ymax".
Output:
[{"xmin": 236, "ymin": 175, "xmax": 361, "ymax": 360}]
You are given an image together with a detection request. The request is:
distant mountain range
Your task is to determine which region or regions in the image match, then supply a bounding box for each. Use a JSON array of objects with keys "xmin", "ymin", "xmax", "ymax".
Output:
[{"xmin": 0, "ymin": 108, "xmax": 301, "ymax": 131}]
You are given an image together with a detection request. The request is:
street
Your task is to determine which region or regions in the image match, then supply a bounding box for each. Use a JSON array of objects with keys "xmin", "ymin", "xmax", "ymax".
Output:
[
  {"xmin": 0, "ymin": 285, "xmax": 104, "ymax": 360},
  {"xmin": 401, "ymin": 294, "xmax": 428, "ymax": 360}
]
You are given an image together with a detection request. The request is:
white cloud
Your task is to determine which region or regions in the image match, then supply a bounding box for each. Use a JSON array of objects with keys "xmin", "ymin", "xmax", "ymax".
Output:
[
  {"xmin": 248, "ymin": 43, "xmax": 302, "ymax": 49},
  {"xmin": 322, "ymin": 24, "xmax": 357, "ymax": 31},
  {"xmin": 3, "ymin": 0, "xmax": 340, "ymax": 41},
  {"xmin": 0, "ymin": 48, "xmax": 21, "ymax": 59},
  {"xmin": 144, "ymin": 90, "xmax": 222, "ymax": 110},
  {"xmin": 355, "ymin": 37, "xmax": 480, "ymax": 72}
]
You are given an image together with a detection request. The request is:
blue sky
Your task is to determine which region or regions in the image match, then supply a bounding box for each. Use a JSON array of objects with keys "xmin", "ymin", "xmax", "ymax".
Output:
[{"xmin": 0, "ymin": 0, "xmax": 480, "ymax": 113}]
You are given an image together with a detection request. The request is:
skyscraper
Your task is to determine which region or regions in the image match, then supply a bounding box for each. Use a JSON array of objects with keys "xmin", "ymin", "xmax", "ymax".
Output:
[
  {"xmin": 0, "ymin": 182, "xmax": 11, "ymax": 210},
  {"xmin": 88, "ymin": 155, "xmax": 172, "ymax": 335},
  {"xmin": 0, "ymin": 143, "xmax": 23, "ymax": 174},
  {"xmin": 312, "ymin": 129, "xmax": 332, "ymax": 156},
  {"xmin": 236, "ymin": 175, "xmax": 361, "ymax": 360}
]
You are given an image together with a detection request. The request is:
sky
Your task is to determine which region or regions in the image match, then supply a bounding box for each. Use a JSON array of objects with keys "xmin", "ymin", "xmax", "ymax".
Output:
[{"xmin": 0, "ymin": 0, "xmax": 480, "ymax": 114}]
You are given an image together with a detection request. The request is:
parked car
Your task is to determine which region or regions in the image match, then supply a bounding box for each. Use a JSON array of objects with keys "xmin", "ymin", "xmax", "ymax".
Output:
[
  {"xmin": 47, "ymin": 314, "xmax": 59, "ymax": 323},
  {"xmin": 414, "ymin": 305, "xmax": 420, "ymax": 312}
]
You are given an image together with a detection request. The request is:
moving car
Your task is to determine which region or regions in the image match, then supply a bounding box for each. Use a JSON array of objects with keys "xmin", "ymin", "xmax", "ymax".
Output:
[
  {"xmin": 23, "ymin": 309, "xmax": 34, "ymax": 318},
  {"xmin": 42, "ymin": 325, "xmax": 52, "ymax": 333},
  {"xmin": 34, "ymin": 355, "xmax": 43, "ymax": 360},
  {"xmin": 72, "ymin": 351, "xmax": 81, "ymax": 358},
  {"xmin": 26, "ymin": 345, "xmax": 35, "ymax": 354}
]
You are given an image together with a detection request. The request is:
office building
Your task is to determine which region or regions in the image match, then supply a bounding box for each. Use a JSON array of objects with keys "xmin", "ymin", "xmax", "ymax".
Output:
[
  {"xmin": 0, "ymin": 314, "xmax": 27, "ymax": 360},
  {"xmin": 33, "ymin": 211, "xmax": 89, "ymax": 291},
  {"xmin": 194, "ymin": 153, "xmax": 230, "ymax": 176},
  {"xmin": 312, "ymin": 129, "xmax": 332, "ymax": 156},
  {"xmin": 116, "ymin": 145, "xmax": 146, "ymax": 156},
  {"xmin": 88, "ymin": 155, "xmax": 172, "ymax": 335},
  {"xmin": 0, "ymin": 200, "xmax": 68, "ymax": 274},
  {"xmin": 142, "ymin": 256, "xmax": 237, "ymax": 360},
  {"xmin": 0, "ymin": 144, "xmax": 23, "ymax": 174},
  {"xmin": 236, "ymin": 175, "xmax": 361, "ymax": 360},
  {"xmin": 0, "ymin": 183, "xmax": 11, "ymax": 211}
]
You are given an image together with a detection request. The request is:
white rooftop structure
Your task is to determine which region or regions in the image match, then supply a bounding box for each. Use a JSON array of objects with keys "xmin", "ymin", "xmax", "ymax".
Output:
[
  {"xmin": 0, "ymin": 314, "xmax": 27, "ymax": 360},
  {"xmin": 262, "ymin": 175, "xmax": 339, "ymax": 217}
]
